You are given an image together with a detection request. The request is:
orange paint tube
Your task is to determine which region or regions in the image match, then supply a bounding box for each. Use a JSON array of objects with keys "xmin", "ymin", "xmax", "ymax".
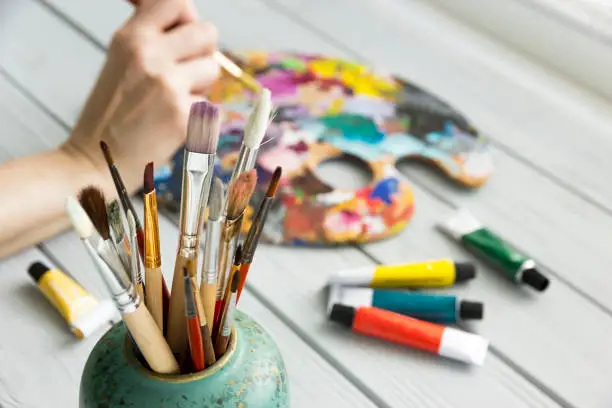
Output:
[{"xmin": 329, "ymin": 305, "xmax": 488, "ymax": 365}]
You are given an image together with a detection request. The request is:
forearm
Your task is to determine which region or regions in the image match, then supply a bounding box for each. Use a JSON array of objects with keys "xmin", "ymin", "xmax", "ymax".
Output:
[{"xmin": 0, "ymin": 146, "xmax": 111, "ymax": 259}]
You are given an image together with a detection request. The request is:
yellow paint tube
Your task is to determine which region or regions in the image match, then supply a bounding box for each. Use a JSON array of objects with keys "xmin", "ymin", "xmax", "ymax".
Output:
[
  {"xmin": 328, "ymin": 259, "xmax": 476, "ymax": 288},
  {"xmin": 27, "ymin": 261, "xmax": 117, "ymax": 339}
]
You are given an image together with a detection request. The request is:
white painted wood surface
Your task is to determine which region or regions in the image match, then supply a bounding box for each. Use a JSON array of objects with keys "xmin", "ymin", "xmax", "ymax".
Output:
[{"xmin": 0, "ymin": 0, "xmax": 610, "ymax": 406}]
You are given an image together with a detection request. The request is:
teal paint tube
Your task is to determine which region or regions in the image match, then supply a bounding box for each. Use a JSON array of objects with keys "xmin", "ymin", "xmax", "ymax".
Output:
[
  {"xmin": 438, "ymin": 209, "xmax": 549, "ymax": 292},
  {"xmin": 328, "ymin": 285, "xmax": 483, "ymax": 324}
]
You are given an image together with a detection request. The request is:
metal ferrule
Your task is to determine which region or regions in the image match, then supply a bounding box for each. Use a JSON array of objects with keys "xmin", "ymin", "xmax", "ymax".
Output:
[
  {"xmin": 231, "ymin": 145, "xmax": 259, "ymax": 182},
  {"xmin": 203, "ymin": 219, "xmax": 222, "ymax": 284},
  {"xmin": 143, "ymin": 192, "xmax": 161, "ymax": 269},
  {"xmin": 179, "ymin": 152, "xmax": 214, "ymax": 247},
  {"xmin": 83, "ymin": 239, "xmax": 139, "ymax": 314},
  {"xmin": 217, "ymin": 216, "xmax": 243, "ymax": 298},
  {"xmin": 242, "ymin": 198, "xmax": 273, "ymax": 264}
]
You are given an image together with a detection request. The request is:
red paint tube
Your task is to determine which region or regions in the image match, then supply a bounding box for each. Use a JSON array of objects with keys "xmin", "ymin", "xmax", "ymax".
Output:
[{"xmin": 329, "ymin": 304, "xmax": 488, "ymax": 365}]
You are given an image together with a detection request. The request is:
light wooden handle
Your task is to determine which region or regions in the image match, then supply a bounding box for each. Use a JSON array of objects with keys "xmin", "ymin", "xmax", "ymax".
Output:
[
  {"xmin": 145, "ymin": 266, "xmax": 164, "ymax": 331},
  {"xmin": 122, "ymin": 303, "xmax": 179, "ymax": 374},
  {"xmin": 200, "ymin": 282, "xmax": 217, "ymax": 332},
  {"xmin": 166, "ymin": 255, "xmax": 190, "ymax": 357}
]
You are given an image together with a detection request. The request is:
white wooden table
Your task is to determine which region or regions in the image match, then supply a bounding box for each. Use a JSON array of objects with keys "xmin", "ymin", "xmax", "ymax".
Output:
[{"xmin": 1, "ymin": 0, "xmax": 611, "ymax": 407}]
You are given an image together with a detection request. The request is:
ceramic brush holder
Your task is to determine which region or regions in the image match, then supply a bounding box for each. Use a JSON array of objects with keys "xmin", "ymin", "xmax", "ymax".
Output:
[{"xmin": 79, "ymin": 310, "xmax": 289, "ymax": 407}]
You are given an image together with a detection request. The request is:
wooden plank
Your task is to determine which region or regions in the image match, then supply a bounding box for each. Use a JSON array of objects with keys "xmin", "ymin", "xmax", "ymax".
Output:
[
  {"xmin": 0, "ymin": 1, "xmax": 563, "ymax": 407},
  {"xmin": 0, "ymin": 246, "xmax": 118, "ymax": 408}
]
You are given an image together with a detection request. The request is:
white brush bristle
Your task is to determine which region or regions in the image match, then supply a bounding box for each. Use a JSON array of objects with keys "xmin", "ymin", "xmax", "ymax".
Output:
[
  {"xmin": 244, "ymin": 88, "xmax": 272, "ymax": 149},
  {"xmin": 66, "ymin": 197, "xmax": 95, "ymax": 239},
  {"xmin": 127, "ymin": 209, "xmax": 137, "ymax": 237}
]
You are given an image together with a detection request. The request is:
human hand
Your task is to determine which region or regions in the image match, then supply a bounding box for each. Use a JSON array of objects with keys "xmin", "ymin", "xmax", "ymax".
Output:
[{"xmin": 62, "ymin": 0, "xmax": 219, "ymax": 194}]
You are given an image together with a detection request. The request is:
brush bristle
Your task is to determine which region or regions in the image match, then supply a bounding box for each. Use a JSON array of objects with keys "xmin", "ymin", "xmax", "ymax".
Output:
[
  {"xmin": 66, "ymin": 197, "xmax": 95, "ymax": 239},
  {"xmin": 144, "ymin": 162, "xmax": 155, "ymax": 194},
  {"xmin": 266, "ymin": 167, "xmax": 282, "ymax": 198},
  {"xmin": 208, "ymin": 177, "xmax": 224, "ymax": 221},
  {"xmin": 233, "ymin": 244, "xmax": 243, "ymax": 265},
  {"xmin": 227, "ymin": 170, "xmax": 257, "ymax": 219},
  {"xmin": 186, "ymin": 101, "xmax": 220, "ymax": 154},
  {"xmin": 100, "ymin": 141, "xmax": 114, "ymax": 167},
  {"xmin": 244, "ymin": 88, "xmax": 272, "ymax": 149},
  {"xmin": 107, "ymin": 200, "xmax": 125, "ymax": 240},
  {"xmin": 78, "ymin": 186, "xmax": 110, "ymax": 240}
]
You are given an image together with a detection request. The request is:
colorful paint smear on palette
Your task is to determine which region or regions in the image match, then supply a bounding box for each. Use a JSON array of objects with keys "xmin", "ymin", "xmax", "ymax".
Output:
[{"xmin": 151, "ymin": 51, "xmax": 493, "ymax": 246}]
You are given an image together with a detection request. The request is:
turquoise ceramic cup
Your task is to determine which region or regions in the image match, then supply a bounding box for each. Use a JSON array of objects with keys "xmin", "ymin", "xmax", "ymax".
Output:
[{"xmin": 79, "ymin": 310, "xmax": 290, "ymax": 407}]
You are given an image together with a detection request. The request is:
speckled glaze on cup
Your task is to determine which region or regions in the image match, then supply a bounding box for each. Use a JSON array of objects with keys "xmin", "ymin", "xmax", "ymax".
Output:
[{"xmin": 79, "ymin": 310, "xmax": 289, "ymax": 407}]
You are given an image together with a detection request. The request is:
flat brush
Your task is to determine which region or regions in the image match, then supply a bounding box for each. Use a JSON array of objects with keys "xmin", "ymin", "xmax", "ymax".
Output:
[
  {"xmin": 100, "ymin": 141, "xmax": 145, "ymax": 261},
  {"xmin": 237, "ymin": 166, "xmax": 282, "ymax": 301},
  {"xmin": 167, "ymin": 101, "xmax": 220, "ymax": 359},
  {"xmin": 143, "ymin": 162, "xmax": 165, "ymax": 332},
  {"xmin": 215, "ymin": 269, "xmax": 240, "ymax": 358},
  {"xmin": 78, "ymin": 186, "xmax": 127, "ymax": 278},
  {"xmin": 200, "ymin": 177, "xmax": 224, "ymax": 330},
  {"xmin": 127, "ymin": 210, "xmax": 145, "ymax": 301},
  {"xmin": 107, "ymin": 199, "xmax": 130, "ymax": 272},
  {"xmin": 215, "ymin": 170, "xmax": 257, "ymax": 325},
  {"xmin": 228, "ymin": 89, "xmax": 272, "ymax": 195},
  {"xmin": 66, "ymin": 197, "xmax": 179, "ymax": 374},
  {"xmin": 184, "ymin": 267, "xmax": 205, "ymax": 372}
]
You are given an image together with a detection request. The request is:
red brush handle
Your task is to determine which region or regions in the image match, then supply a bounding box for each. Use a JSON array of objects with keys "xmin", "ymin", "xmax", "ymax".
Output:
[
  {"xmin": 187, "ymin": 317, "xmax": 205, "ymax": 372},
  {"xmin": 236, "ymin": 263, "xmax": 251, "ymax": 302}
]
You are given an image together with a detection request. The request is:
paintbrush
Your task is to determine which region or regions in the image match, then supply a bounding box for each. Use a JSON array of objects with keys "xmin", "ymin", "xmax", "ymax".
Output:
[
  {"xmin": 214, "ymin": 245, "xmax": 242, "ymax": 337},
  {"xmin": 228, "ymin": 89, "xmax": 272, "ymax": 190},
  {"xmin": 187, "ymin": 265, "xmax": 216, "ymax": 368},
  {"xmin": 237, "ymin": 166, "xmax": 282, "ymax": 302},
  {"xmin": 107, "ymin": 199, "xmax": 131, "ymax": 272},
  {"xmin": 100, "ymin": 141, "xmax": 145, "ymax": 260},
  {"xmin": 143, "ymin": 162, "xmax": 165, "ymax": 332},
  {"xmin": 200, "ymin": 177, "xmax": 224, "ymax": 330},
  {"xmin": 215, "ymin": 269, "xmax": 240, "ymax": 358},
  {"xmin": 214, "ymin": 171, "xmax": 257, "ymax": 325},
  {"xmin": 66, "ymin": 197, "xmax": 179, "ymax": 374},
  {"xmin": 78, "ymin": 186, "xmax": 127, "ymax": 278},
  {"xmin": 166, "ymin": 101, "xmax": 220, "ymax": 359},
  {"xmin": 184, "ymin": 267, "xmax": 205, "ymax": 372},
  {"xmin": 127, "ymin": 210, "xmax": 145, "ymax": 301},
  {"xmin": 123, "ymin": 0, "xmax": 261, "ymax": 92}
]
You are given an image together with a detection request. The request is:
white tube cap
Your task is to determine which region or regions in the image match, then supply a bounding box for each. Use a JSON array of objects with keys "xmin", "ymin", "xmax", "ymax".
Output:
[
  {"xmin": 327, "ymin": 266, "xmax": 375, "ymax": 286},
  {"xmin": 327, "ymin": 285, "xmax": 374, "ymax": 315},
  {"xmin": 70, "ymin": 300, "xmax": 120, "ymax": 339},
  {"xmin": 438, "ymin": 327, "xmax": 489, "ymax": 366}
]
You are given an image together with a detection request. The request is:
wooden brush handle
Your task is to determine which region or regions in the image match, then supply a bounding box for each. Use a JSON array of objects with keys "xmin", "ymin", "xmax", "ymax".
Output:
[
  {"xmin": 145, "ymin": 266, "xmax": 164, "ymax": 331},
  {"xmin": 166, "ymin": 253, "xmax": 193, "ymax": 357},
  {"xmin": 122, "ymin": 303, "xmax": 179, "ymax": 374},
  {"xmin": 200, "ymin": 282, "xmax": 217, "ymax": 334}
]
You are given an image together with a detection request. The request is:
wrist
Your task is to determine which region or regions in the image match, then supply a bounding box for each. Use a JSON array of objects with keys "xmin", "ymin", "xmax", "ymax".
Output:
[{"xmin": 57, "ymin": 140, "xmax": 112, "ymax": 197}]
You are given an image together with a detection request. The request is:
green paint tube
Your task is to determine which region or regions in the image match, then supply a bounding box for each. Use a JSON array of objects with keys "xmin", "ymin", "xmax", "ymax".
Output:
[{"xmin": 438, "ymin": 209, "xmax": 549, "ymax": 292}]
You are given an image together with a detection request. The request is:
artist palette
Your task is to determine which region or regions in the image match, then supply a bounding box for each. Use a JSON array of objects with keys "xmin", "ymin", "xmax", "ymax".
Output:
[{"xmin": 153, "ymin": 51, "xmax": 493, "ymax": 246}]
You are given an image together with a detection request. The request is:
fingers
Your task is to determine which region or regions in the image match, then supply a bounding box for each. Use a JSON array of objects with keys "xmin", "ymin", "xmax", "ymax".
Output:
[
  {"xmin": 164, "ymin": 21, "xmax": 218, "ymax": 61},
  {"xmin": 176, "ymin": 57, "xmax": 221, "ymax": 94},
  {"xmin": 134, "ymin": 0, "xmax": 198, "ymax": 30}
]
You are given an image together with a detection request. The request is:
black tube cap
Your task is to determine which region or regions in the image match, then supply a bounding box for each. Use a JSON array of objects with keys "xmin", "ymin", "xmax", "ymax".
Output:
[
  {"xmin": 521, "ymin": 268, "xmax": 550, "ymax": 292},
  {"xmin": 459, "ymin": 301, "xmax": 484, "ymax": 320},
  {"xmin": 329, "ymin": 304, "xmax": 356, "ymax": 328},
  {"xmin": 454, "ymin": 262, "xmax": 476, "ymax": 283},
  {"xmin": 27, "ymin": 261, "xmax": 51, "ymax": 283}
]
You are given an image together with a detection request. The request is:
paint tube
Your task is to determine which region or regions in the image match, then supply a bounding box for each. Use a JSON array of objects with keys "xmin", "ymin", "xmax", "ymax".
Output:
[
  {"xmin": 329, "ymin": 304, "xmax": 489, "ymax": 366},
  {"xmin": 27, "ymin": 262, "xmax": 118, "ymax": 339},
  {"xmin": 328, "ymin": 285, "xmax": 483, "ymax": 324},
  {"xmin": 328, "ymin": 259, "xmax": 475, "ymax": 288},
  {"xmin": 438, "ymin": 209, "xmax": 549, "ymax": 292}
]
